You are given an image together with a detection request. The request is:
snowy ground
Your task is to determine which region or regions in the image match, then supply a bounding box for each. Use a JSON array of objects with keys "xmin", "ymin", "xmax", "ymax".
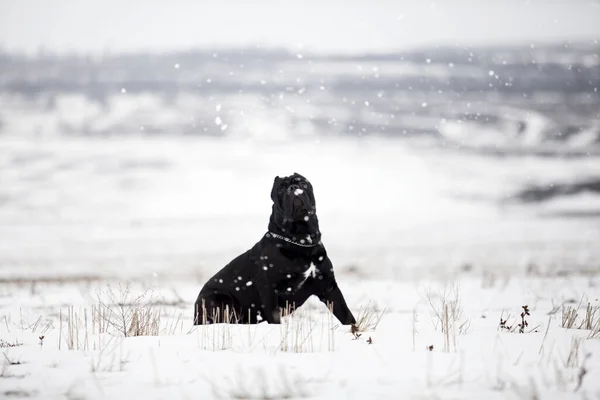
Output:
[{"xmin": 1, "ymin": 275, "xmax": 599, "ymax": 399}]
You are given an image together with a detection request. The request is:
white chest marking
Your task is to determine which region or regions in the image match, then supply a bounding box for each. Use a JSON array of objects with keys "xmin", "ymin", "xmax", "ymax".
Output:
[
  {"xmin": 303, "ymin": 262, "xmax": 317, "ymax": 279},
  {"xmin": 297, "ymin": 262, "xmax": 318, "ymax": 289}
]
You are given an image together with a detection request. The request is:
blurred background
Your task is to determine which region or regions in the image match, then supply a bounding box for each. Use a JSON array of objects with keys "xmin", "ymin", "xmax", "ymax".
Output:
[{"xmin": 0, "ymin": 0, "xmax": 599, "ymax": 282}]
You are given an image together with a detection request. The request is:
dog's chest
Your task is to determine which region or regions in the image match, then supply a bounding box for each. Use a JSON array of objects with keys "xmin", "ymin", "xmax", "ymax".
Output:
[{"xmin": 278, "ymin": 260, "xmax": 323, "ymax": 294}]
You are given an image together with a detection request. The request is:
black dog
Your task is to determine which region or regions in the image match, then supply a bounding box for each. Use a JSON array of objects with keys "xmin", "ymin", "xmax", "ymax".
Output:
[{"xmin": 193, "ymin": 173, "xmax": 355, "ymax": 326}]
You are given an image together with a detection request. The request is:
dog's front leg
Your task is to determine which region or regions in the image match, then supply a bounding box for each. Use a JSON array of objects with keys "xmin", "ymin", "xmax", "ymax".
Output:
[
  {"xmin": 254, "ymin": 270, "xmax": 281, "ymax": 324},
  {"xmin": 319, "ymin": 279, "xmax": 356, "ymax": 325},
  {"xmin": 317, "ymin": 258, "xmax": 356, "ymax": 325}
]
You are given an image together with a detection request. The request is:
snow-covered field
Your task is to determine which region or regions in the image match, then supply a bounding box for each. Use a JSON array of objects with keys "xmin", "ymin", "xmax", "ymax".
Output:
[
  {"xmin": 1, "ymin": 275, "xmax": 599, "ymax": 399},
  {"xmin": 1, "ymin": 134, "xmax": 600, "ymax": 399}
]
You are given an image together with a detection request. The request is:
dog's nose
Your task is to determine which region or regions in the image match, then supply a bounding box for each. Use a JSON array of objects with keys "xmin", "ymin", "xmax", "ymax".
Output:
[{"xmin": 288, "ymin": 184, "xmax": 299, "ymax": 193}]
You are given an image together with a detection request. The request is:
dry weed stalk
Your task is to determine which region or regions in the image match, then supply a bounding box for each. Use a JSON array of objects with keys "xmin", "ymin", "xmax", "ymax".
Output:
[
  {"xmin": 425, "ymin": 285, "xmax": 471, "ymax": 336},
  {"xmin": 565, "ymin": 337, "xmax": 582, "ymax": 368},
  {"xmin": 425, "ymin": 284, "xmax": 471, "ymax": 352},
  {"xmin": 58, "ymin": 306, "xmax": 91, "ymax": 351},
  {"xmin": 412, "ymin": 308, "xmax": 419, "ymax": 352},
  {"xmin": 162, "ymin": 310, "xmax": 184, "ymax": 336},
  {"xmin": 193, "ymin": 303, "xmax": 236, "ymax": 351},
  {"xmin": 443, "ymin": 303, "xmax": 451, "ymax": 352},
  {"xmin": 327, "ymin": 301, "xmax": 336, "ymax": 352},
  {"xmin": 277, "ymin": 303, "xmax": 317, "ymax": 353}
]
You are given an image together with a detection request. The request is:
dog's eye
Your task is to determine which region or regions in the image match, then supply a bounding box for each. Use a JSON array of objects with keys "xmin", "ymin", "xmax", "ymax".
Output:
[
  {"xmin": 302, "ymin": 183, "xmax": 308, "ymax": 189},
  {"xmin": 278, "ymin": 187, "xmax": 285, "ymax": 194}
]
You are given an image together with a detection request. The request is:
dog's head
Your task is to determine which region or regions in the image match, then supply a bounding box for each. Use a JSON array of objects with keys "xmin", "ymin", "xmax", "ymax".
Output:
[{"xmin": 271, "ymin": 173, "xmax": 316, "ymax": 221}]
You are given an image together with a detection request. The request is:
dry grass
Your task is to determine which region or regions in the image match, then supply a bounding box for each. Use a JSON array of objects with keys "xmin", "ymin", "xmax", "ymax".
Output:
[
  {"xmin": 0, "ymin": 339, "xmax": 22, "ymax": 348},
  {"xmin": 195, "ymin": 306, "xmax": 236, "ymax": 351},
  {"xmin": 277, "ymin": 304, "xmax": 322, "ymax": 353},
  {"xmin": 352, "ymin": 301, "xmax": 386, "ymax": 333},
  {"xmin": 559, "ymin": 295, "xmax": 600, "ymax": 338},
  {"xmin": 94, "ymin": 283, "xmax": 161, "ymax": 337},
  {"xmin": 53, "ymin": 282, "xmax": 163, "ymax": 350},
  {"xmin": 562, "ymin": 307, "xmax": 578, "ymax": 329},
  {"xmin": 192, "ymin": 300, "xmax": 339, "ymax": 353}
]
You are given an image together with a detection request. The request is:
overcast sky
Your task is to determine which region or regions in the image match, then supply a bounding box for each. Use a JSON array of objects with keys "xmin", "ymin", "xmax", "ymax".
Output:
[{"xmin": 1, "ymin": 0, "xmax": 599, "ymax": 54}]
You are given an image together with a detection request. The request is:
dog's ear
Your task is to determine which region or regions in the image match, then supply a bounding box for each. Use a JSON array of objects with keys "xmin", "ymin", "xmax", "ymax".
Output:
[{"xmin": 271, "ymin": 176, "xmax": 283, "ymax": 203}]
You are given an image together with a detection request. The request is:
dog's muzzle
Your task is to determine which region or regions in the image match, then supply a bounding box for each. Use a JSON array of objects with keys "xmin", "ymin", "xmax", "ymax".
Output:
[{"xmin": 283, "ymin": 185, "xmax": 313, "ymax": 220}]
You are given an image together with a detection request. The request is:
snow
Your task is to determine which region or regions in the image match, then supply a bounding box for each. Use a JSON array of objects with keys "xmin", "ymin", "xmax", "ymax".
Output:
[{"xmin": 1, "ymin": 277, "xmax": 599, "ymax": 399}]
